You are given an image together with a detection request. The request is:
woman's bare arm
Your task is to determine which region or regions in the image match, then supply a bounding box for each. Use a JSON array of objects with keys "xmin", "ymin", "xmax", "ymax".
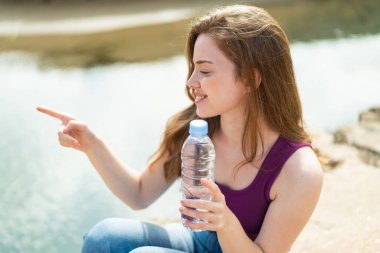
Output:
[
  {"xmin": 37, "ymin": 106, "xmax": 174, "ymax": 210},
  {"xmin": 253, "ymin": 147, "xmax": 323, "ymax": 252},
  {"xmin": 86, "ymin": 138, "xmax": 173, "ymax": 210}
]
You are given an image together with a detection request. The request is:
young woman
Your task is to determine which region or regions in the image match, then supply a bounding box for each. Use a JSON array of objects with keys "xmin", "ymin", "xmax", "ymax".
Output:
[{"xmin": 37, "ymin": 5, "xmax": 323, "ymax": 253}]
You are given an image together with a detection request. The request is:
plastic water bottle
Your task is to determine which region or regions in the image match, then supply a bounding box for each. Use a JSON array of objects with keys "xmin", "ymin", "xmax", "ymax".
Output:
[{"xmin": 181, "ymin": 119, "xmax": 215, "ymax": 231}]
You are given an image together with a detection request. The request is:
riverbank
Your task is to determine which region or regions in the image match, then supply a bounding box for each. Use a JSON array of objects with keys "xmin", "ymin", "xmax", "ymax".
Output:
[{"xmin": 0, "ymin": 0, "xmax": 379, "ymax": 67}]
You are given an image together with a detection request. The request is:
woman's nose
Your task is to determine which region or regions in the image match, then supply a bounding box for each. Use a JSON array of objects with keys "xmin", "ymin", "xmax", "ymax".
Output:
[{"xmin": 186, "ymin": 73, "xmax": 200, "ymax": 89}]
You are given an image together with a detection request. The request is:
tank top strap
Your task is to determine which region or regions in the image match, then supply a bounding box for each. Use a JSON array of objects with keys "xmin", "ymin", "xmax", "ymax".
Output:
[{"xmin": 259, "ymin": 136, "xmax": 311, "ymax": 203}]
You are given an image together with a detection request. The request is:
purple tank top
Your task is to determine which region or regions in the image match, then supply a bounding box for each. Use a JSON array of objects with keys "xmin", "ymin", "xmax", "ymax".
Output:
[{"xmin": 216, "ymin": 136, "xmax": 311, "ymax": 241}]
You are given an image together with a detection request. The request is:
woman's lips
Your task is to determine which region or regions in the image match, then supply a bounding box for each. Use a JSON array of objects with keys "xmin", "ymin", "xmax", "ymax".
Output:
[{"xmin": 195, "ymin": 95, "xmax": 208, "ymax": 103}]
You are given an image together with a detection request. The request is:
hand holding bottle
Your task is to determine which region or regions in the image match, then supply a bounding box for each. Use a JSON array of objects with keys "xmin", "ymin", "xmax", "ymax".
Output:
[{"xmin": 180, "ymin": 178, "xmax": 238, "ymax": 233}]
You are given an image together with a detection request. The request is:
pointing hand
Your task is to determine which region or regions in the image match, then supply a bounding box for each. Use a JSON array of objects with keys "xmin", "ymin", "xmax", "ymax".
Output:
[{"xmin": 36, "ymin": 106, "xmax": 98, "ymax": 153}]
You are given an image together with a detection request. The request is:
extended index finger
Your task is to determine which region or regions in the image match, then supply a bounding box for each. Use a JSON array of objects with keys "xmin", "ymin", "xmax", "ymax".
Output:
[{"xmin": 36, "ymin": 106, "xmax": 75, "ymax": 123}]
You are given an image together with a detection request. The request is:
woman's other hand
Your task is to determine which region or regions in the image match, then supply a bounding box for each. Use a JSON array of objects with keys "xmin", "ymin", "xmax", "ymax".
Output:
[
  {"xmin": 36, "ymin": 106, "xmax": 98, "ymax": 153},
  {"xmin": 179, "ymin": 178, "xmax": 239, "ymax": 232}
]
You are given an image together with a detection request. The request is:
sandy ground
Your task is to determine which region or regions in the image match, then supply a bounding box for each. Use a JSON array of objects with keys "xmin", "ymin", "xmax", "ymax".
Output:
[{"xmin": 292, "ymin": 162, "xmax": 380, "ymax": 252}]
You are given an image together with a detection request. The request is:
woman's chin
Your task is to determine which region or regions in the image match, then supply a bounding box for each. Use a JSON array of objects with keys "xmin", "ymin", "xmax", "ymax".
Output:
[{"xmin": 196, "ymin": 108, "xmax": 217, "ymax": 119}]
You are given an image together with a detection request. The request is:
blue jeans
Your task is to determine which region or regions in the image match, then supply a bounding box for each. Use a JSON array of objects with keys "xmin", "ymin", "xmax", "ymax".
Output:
[{"xmin": 81, "ymin": 218, "xmax": 222, "ymax": 253}]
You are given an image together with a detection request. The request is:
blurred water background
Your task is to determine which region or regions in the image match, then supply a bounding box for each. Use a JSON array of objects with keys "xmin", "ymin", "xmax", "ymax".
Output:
[{"xmin": 0, "ymin": 0, "xmax": 379, "ymax": 252}]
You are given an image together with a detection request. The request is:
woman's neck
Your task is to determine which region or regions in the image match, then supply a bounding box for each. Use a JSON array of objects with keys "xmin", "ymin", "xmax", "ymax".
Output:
[{"xmin": 217, "ymin": 112, "xmax": 279, "ymax": 155}]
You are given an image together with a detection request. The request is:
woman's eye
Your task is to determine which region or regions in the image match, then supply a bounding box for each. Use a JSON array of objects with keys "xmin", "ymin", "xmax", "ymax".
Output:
[{"xmin": 200, "ymin": 71, "xmax": 210, "ymax": 75}]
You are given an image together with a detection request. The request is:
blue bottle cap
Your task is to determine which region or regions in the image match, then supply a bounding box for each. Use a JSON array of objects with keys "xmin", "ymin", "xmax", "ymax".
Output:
[{"xmin": 189, "ymin": 119, "xmax": 208, "ymax": 135}]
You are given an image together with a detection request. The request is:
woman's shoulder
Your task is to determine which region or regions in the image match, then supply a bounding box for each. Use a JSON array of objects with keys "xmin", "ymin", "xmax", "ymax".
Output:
[
  {"xmin": 267, "ymin": 136, "xmax": 323, "ymax": 201},
  {"xmin": 281, "ymin": 145, "xmax": 323, "ymax": 192}
]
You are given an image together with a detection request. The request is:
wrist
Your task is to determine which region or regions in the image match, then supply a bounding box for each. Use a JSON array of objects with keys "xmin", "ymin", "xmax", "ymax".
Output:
[
  {"xmin": 218, "ymin": 208, "xmax": 239, "ymax": 235},
  {"xmin": 85, "ymin": 135, "xmax": 103, "ymax": 156}
]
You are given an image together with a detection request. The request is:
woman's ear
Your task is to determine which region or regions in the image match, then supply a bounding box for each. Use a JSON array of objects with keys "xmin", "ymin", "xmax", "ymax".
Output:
[{"xmin": 254, "ymin": 69, "xmax": 262, "ymax": 89}]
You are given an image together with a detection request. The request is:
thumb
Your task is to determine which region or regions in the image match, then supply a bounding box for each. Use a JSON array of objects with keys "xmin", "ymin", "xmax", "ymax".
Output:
[{"xmin": 201, "ymin": 178, "xmax": 225, "ymax": 203}]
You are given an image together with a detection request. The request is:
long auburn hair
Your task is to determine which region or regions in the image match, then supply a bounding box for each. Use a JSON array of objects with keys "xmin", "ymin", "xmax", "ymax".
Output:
[{"xmin": 148, "ymin": 5, "xmax": 310, "ymax": 182}]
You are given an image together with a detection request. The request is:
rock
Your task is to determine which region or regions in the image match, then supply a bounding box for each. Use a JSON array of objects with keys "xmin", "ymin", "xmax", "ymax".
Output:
[
  {"xmin": 359, "ymin": 107, "xmax": 380, "ymax": 123},
  {"xmin": 334, "ymin": 108, "xmax": 380, "ymax": 168},
  {"xmin": 310, "ymin": 128, "xmax": 359, "ymax": 170}
]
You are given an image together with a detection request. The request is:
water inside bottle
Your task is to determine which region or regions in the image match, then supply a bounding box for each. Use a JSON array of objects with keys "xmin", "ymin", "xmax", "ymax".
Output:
[
  {"xmin": 181, "ymin": 179, "xmax": 213, "ymax": 230},
  {"xmin": 180, "ymin": 130, "xmax": 215, "ymax": 231}
]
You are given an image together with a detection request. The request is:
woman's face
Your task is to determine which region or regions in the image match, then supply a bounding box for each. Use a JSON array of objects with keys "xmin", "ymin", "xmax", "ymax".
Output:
[{"xmin": 187, "ymin": 34, "xmax": 248, "ymax": 119}]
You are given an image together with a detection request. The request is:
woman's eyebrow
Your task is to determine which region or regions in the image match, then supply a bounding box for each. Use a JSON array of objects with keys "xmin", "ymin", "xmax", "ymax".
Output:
[{"xmin": 194, "ymin": 60, "xmax": 214, "ymax": 65}]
